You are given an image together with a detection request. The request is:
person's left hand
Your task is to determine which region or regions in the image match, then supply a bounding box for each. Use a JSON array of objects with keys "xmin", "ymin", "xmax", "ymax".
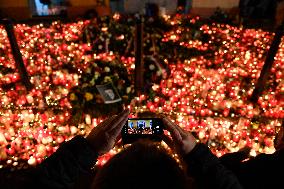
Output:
[{"xmin": 86, "ymin": 109, "xmax": 129, "ymax": 156}]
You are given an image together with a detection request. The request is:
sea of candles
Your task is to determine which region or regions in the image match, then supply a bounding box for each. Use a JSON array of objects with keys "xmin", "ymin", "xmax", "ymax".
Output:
[{"xmin": 0, "ymin": 15, "xmax": 283, "ymax": 169}]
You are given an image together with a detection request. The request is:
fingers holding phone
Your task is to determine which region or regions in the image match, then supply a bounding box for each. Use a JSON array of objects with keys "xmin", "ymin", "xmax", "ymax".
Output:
[
  {"xmin": 162, "ymin": 116, "xmax": 197, "ymax": 155},
  {"xmin": 86, "ymin": 109, "xmax": 129, "ymax": 156}
]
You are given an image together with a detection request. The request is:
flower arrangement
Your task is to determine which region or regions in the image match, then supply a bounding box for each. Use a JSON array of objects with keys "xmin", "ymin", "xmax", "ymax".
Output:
[{"xmin": 68, "ymin": 57, "xmax": 134, "ymax": 121}]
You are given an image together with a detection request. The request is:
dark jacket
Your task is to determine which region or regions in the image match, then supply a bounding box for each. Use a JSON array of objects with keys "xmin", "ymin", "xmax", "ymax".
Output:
[
  {"xmin": 2, "ymin": 136, "xmax": 243, "ymax": 189},
  {"xmin": 185, "ymin": 143, "xmax": 243, "ymax": 189},
  {"xmin": 1, "ymin": 136, "xmax": 98, "ymax": 189},
  {"xmin": 220, "ymin": 149, "xmax": 284, "ymax": 189}
]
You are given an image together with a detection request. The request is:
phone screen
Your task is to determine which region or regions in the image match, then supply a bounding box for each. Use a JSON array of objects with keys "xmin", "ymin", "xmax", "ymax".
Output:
[{"xmin": 122, "ymin": 118, "xmax": 163, "ymax": 143}]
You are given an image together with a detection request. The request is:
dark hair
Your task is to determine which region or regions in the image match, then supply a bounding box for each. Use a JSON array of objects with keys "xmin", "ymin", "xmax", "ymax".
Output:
[{"xmin": 92, "ymin": 141, "xmax": 189, "ymax": 189}]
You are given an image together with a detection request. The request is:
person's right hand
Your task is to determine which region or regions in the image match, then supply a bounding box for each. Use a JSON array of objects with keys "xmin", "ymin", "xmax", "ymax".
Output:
[
  {"xmin": 86, "ymin": 109, "xmax": 129, "ymax": 156},
  {"xmin": 162, "ymin": 116, "xmax": 197, "ymax": 155}
]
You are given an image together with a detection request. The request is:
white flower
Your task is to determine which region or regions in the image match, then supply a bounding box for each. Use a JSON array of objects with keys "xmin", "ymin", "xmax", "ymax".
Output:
[
  {"xmin": 114, "ymin": 73, "xmax": 119, "ymax": 78},
  {"xmin": 126, "ymin": 87, "xmax": 132, "ymax": 94},
  {"xmin": 149, "ymin": 64, "xmax": 155, "ymax": 70},
  {"xmin": 104, "ymin": 67, "xmax": 110, "ymax": 72}
]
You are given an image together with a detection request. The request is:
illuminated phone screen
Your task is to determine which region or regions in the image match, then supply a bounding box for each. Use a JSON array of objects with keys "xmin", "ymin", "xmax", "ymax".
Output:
[
  {"xmin": 122, "ymin": 118, "xmax": 163, "ymax": 144},
  {"xmin": 127, "ymin": 119, "xmax": 153, "ymax": 134}
]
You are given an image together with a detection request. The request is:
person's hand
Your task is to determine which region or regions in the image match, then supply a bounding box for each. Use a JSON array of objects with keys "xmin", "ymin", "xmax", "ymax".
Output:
[
  {"xmin": 162, "ymin": 116, "xmax": 197, "ymax": 155},
  {"xmin": 86, "ymin": 109, "xmax": 129, "ymax": 156}
]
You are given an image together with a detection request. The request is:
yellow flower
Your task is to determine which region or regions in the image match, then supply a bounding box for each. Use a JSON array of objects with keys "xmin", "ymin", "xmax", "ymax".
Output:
[
  {"xmin": 85, "ymin": 92, "xmax": 94, "ymax": 101},
  {"xmin": 70, "ymin": 93, "xmax": 77, "ymax": 101},
  {"xmin": 104, "ymin": 76, "xmax": 112, "ymax": 83}
]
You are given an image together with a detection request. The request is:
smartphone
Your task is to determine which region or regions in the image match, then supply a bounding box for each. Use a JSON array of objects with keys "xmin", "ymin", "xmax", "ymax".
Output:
[{"xmin": 121, "ymin": 118, "xmax": 164, "ymax": 144}]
